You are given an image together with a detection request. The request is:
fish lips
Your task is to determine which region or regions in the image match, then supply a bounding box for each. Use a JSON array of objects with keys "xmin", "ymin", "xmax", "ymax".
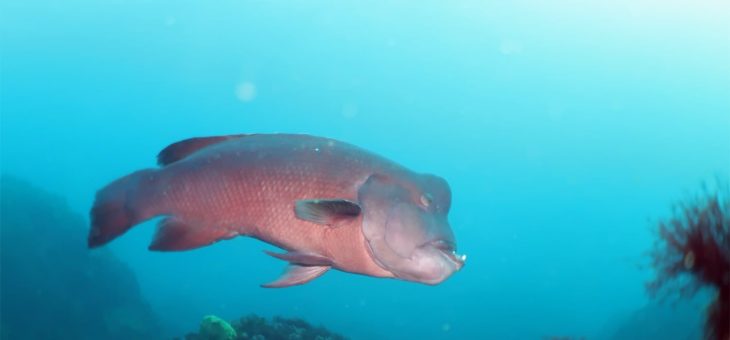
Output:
[
  {"xmin": 427, "ymin": 239, "xmax": 467, "ymax": 271},
  {"xmin": 364, "ymin": 236, "xmax": 466, "ymax": 284}
]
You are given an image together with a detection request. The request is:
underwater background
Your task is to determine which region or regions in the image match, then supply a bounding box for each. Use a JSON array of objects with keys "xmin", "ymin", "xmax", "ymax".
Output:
[{"xmin": 1, "ymin": 0, "xmax": 729, "ymax": 339}]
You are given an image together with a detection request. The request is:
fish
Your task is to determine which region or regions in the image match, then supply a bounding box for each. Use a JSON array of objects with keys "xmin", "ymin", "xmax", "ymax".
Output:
[{"xmin": 88, "ymin": 134, "xmax": 465, "ymax": 287}]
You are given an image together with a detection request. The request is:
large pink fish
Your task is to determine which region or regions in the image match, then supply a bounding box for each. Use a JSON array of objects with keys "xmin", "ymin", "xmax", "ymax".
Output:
[{"xmin": 89, "ymin": 134, "xmax": 465, "ymax": 287}]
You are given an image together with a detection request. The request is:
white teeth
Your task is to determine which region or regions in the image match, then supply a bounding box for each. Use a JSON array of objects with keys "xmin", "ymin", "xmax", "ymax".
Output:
[
  {"xmin": 448, "ymin": 250, "xmax": 466, "ymax": 263},
  {"xmin": 450, "ymin": 250, "xmax": 467, "ymax": 262}
]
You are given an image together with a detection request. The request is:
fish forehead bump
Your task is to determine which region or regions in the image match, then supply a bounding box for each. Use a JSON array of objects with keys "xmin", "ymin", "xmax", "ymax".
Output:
[
  {"xmin": 364, "ymin": 172, "xmax": 452, "ymax": 212},
  {"xmin": 420, "ymin": 173, "xmax": 451, "ymax": 195}
]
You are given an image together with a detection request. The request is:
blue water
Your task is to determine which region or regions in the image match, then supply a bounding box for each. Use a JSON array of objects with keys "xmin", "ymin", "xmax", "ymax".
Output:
[{"xmin": 2, "ymin": 1, "xmax": 729, "ymax": 339}]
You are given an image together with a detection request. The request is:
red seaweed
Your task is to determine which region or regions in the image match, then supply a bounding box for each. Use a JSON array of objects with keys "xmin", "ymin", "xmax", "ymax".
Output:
[{"xmin": 647, "ymin": 185, "xmax": 730, "ymax": 340}]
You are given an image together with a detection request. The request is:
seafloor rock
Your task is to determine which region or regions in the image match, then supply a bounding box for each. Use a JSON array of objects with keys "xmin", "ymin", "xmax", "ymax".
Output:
[
  {"xmin": 600, "ymin": 299, "xmax": 703, "ymax": 340},
  {"xmin": 0, "ymin": 176, "xmax": 161, "ymax": 340},
  {"xmin": 182, "ymin": 314, "xmax": 348, "ymax": 340},
  {"xmin": 199, "ymin": 315, "xmax": 237, "ymax": 340}
]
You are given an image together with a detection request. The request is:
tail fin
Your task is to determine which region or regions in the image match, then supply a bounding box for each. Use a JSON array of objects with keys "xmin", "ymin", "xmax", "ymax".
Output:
[{"xmin": 88, "ymin": 169, "xmax": 160, "ymax": 248}]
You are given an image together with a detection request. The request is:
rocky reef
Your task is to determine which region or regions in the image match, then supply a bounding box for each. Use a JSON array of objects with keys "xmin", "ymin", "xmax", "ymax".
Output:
[
  {"xmin": 181, "ymin": 314, "xmax": 348, "ymax": 340},
  {"xmin": 647, "ymin": 184, "xmax": 729, "ymax": 340},
  {"xmin": 0, "ymin": 176, "xmax": 161, "ymax": 339}
]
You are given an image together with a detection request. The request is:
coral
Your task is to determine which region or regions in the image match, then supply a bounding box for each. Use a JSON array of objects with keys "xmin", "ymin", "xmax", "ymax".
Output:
[
  {"xmin": 647, "ymin": 185, "xmax": 730, "ymax": 340},
  {"xmin": 182, "ymin": 314, "xmax": 347, "ymax": 340},
  {"xmin": 0, "ymin": 176, "xmax": 161, "ymax": 340},
  {"xmin": 199, "ymin": 315, "xmax": 237, "ymax": 340}
]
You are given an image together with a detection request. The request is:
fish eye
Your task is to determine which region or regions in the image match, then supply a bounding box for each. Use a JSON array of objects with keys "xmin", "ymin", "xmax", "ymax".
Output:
[{"xmin": 420, "ymin": 193, "xmax": 433, "ymax": 208}]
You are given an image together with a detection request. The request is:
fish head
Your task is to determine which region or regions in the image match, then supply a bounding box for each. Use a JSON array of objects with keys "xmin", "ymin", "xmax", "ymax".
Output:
[{"xmin": 359, "ymin": 173, "xmax": 465, "ymax": 285}]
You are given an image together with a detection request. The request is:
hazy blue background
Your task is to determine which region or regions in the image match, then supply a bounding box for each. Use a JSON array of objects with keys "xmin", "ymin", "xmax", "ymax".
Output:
[{"xmin": 2, "ymin": 0, "xmax": 729, "ymax": 338}]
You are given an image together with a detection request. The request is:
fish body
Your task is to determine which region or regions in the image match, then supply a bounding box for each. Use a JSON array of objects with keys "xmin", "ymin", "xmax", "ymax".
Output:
[{"xmin": 89, "ymin": 134, "xmax": 464, "ymax": 287}]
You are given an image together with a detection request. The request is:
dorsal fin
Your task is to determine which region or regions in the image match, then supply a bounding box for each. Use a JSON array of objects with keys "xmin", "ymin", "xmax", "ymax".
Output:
[{"xmin": 157, "ymin": 134, "xmax": 247, "ymax": 166}]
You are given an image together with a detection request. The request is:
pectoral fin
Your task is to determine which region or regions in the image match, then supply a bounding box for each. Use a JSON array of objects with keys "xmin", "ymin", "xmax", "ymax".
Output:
[
  {"xmin": 295, "ymin": 199, "xmax": 361, "ymax": 226},
  {"xmin": 261, "ymin": 265, "xmax": 330, "ymax": 288}
]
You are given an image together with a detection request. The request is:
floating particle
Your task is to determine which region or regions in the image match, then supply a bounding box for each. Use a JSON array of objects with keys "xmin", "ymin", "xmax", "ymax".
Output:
[{"xmin": 235, "ymin": 82, "xmax": 257, "ymax": 102}]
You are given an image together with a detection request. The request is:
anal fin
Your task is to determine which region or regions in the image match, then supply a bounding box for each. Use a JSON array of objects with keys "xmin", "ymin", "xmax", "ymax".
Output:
[
  {"xmin": 149, "ymin": 217, "xmax": 238, "ymax": 251},
  {"xmin": 261, "ymin": 265, "xmax": 330, "ymax": 288}
]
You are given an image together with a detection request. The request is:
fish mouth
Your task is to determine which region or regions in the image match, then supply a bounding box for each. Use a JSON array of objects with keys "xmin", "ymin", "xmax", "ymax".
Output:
[{"xmin": 428, "ymin": 239, "xmax": 466, "ymax": 269}]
